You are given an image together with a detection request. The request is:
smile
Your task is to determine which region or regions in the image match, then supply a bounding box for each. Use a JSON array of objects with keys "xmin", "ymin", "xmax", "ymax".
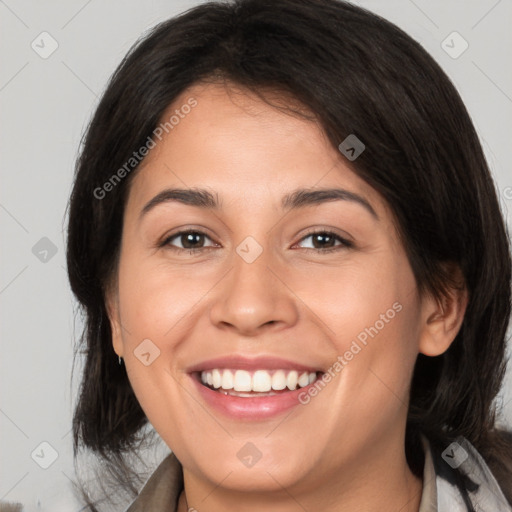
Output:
[
  {"xmin": 200, "ymin": 368, "xmax": 319, "ymax": 395},
  {"xmin": 187, "ymin": 355, "xmax": 326, "ymax": 419}
]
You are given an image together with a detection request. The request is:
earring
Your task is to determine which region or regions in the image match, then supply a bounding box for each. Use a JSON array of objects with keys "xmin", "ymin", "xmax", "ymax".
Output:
[{"xmin": 118, "ymin": 355, "xmax": 123, "ymax": 365}]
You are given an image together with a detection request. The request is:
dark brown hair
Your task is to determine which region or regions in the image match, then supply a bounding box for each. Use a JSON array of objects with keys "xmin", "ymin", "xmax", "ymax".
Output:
[{"xmin": 66, "ymin": 0, "xmax": 512, "ymax": 508}]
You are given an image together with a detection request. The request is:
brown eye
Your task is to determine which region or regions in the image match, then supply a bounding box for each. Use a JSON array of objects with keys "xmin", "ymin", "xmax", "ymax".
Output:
[
  {"xmin": 296, "ymin": 230, "xmax": 353, "ymax": 253},
  {"xmin": 161, "ymin": 230, "xmax": 217, "ymax": 252}
]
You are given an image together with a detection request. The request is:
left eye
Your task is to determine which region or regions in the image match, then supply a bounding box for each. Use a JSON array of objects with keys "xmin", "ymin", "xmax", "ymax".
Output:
[{"xmin": 295, "ymin": 231, "xmax": 353, "ymax": 252}]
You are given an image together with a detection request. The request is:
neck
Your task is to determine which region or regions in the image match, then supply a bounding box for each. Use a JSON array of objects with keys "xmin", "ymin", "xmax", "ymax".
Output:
[{"xmin": 177, "ymin": 438, "xmax": 423, "ymax": 512}]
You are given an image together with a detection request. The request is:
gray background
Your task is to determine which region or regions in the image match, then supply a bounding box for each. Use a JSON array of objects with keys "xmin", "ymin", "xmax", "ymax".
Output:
[{"xmin": 1, "ymin": 0, "xmax": 511, "ymax": 510}]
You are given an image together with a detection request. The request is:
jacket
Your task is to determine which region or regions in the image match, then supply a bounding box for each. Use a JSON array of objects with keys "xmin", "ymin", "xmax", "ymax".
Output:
[{"xmin": 125, "ymin": 436, "xmax": 511, "ymax": 511}]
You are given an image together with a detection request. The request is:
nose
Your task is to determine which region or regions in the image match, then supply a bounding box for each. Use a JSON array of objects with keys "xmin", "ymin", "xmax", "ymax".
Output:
[{"xmin": 209, "ymin": 245, "xmax": 299, "ymax": 336}]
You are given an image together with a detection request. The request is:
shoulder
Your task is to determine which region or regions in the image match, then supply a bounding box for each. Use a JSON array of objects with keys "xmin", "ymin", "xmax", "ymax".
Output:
[
  {"xmin": 424, "ymin": 435, "xmax": 512, "ymax": 511},
  {"xmin": 0, "ymin": 504, "xmax": 24, "ymax": 512},
  {"xmin": 124, "ymin": 451, "xmax": 184, "ymax": 512}
]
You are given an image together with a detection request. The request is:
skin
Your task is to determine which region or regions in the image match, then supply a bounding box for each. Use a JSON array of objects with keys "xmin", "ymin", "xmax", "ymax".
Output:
[{"xmin": 107, "ymin": 81, "xmax": 468, "ymax": 512}]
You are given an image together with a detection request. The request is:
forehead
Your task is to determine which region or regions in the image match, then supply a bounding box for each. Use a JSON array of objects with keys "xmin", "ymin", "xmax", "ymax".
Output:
[{"xmin": 125, "ymin": 81, "xmax": 388, "ymax": 221}]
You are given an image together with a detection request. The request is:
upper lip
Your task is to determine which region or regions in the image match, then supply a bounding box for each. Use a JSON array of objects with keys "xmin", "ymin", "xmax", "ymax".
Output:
[{"xmin": 187, "ymin": 355, "xmax": 324, "ymax": 373}]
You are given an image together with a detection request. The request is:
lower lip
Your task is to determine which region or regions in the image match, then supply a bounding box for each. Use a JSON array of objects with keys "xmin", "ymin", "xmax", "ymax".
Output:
[{"xmin": 190, "ymin": 373, "xmax": 322, "ymax": 420}]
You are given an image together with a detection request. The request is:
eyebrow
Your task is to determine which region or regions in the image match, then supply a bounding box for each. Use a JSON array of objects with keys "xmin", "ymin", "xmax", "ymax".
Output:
[{"xmin": 139, "ymin": 187, "xmax": 378, "ymax": 220}]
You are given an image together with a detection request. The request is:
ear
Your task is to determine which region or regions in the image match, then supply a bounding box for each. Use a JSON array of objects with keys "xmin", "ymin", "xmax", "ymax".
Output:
[
  {"xmin": 105, "ymin": 285, "xmax": 124, "ymax": 359},
  {"xmin": 418, "ymin": 264, "xmax": 469, "ymax": 357}
]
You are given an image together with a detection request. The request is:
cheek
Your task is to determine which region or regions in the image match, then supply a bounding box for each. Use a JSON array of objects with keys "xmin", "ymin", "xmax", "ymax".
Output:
[
  {"xmin": 117, "ymin": 255, "xmax": 211, "ymax": 344},
  {"xmin": 115, "ymin": 257, "xmax": 188, "ymax": 428},
  {"xmin": 330, "ymin": 289, "xmax": 421, "ymax": 431},
  {"xmin": 298, "ymin": 252, "xmax": 420, "ymax": 404},
  {"xmin": 287, "ymin": 253, "xmax": 415, "ymax": 346}
]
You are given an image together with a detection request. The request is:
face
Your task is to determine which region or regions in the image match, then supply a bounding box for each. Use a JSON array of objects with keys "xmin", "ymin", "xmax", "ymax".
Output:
[{"xmin": 108, "ymin": 82, "xmax": 428, "ymax": 495}]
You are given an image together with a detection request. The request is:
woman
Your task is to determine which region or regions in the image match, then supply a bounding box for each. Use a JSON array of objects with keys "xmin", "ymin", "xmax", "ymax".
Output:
[{"xmin": 66, "ymin": 0, "xmax": 512, "ymax": 510}]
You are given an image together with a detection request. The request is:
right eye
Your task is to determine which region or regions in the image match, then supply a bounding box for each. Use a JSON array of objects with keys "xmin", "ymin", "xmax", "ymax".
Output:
[{"xmin": 160, "ymin": 230, "xmax": 219, "ymax": 253}]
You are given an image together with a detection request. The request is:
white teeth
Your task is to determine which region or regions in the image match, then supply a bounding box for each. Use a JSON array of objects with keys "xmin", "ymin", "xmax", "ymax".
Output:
[
  {"xmin": 286, "ymin": 370, "xmax": 298, "ymax": 390},
  {"xmin": 199, "ymin": 368, "xmax": 319, "ymax": 393},
  {"xmin": 212, "ymin": 369, "xmax": 222, "ymax": 389},
  {"xmin": 253, "ymin": 370, "xmax": 272, "ymax": 392},
  {"xmin": 233, "ymin": 370, "xmax": 252, "ymax": 391},
  {"xmin": 298, "ymin": 372, "xmax": 309, "ymax": 387},
  {"xmin": 271, "ymin": 370, "xmax": 287, "ymax": 390},
  {"xmin": 221, "ymin": 369, "xmax": 234, "ymax": 389}
]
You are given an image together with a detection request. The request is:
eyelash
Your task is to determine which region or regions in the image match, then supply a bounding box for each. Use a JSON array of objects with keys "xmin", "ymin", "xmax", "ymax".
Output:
[{"xmin": 159, "ymin": 229, "xmax": 354, "ymax": 255}]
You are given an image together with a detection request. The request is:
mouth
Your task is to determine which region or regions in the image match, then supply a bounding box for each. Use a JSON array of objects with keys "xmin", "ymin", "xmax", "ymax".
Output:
[
  {"xmin": 187, "ymin": 355, "xmax": 326, "ymax": 419},
  {"xmin": 195, "ymin": 368, "xmax": 322, "ymax": 397},
  {"xmin": 189, "ymin": 368, "xmax": 324, "ymax": 422}
]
